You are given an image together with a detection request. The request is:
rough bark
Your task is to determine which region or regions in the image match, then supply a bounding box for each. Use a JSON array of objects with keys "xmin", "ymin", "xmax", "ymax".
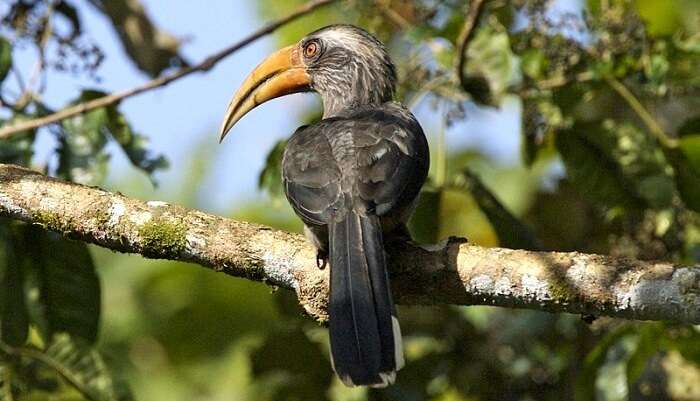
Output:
[{"xmin": 0, "ymin": 164, "xmax": 697, "ymax": 324}]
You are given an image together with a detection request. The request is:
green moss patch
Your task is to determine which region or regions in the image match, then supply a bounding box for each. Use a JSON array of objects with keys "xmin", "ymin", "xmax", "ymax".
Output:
[{"xmin": 138, "ymin": 218, "xmax": 187, "ymax": 259}]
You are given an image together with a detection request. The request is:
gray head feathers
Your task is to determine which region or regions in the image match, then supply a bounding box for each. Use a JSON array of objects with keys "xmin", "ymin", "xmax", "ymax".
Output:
[{"xmin": 303, "ymin": 25, "xmax": 396, "ymax": 117}]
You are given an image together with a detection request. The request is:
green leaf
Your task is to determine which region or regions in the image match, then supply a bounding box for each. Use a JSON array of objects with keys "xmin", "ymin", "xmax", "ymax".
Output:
[
  {"xmin": 666, "ymin": 327, "xmax": 700, "ymax": 363},
  {"xmin": 625, "ymin": 325, "xmax": 659, "ymax": 392},
  {"xmin": 0, "ymin": 38, "xmax": 11, "ymax": 85},
  {"xmin": 32, "ymin": 232, "xmax": 100, "ymax": 344},
  {"xmin": 0, "ymin": 365, "xmax": 15, "ymax": 401},
  {"xmin": 258, "ymin": 140, "xmax": 287, "ymax": 200},
  {"xmin": 634, "ymin": 0, "xmax": 682, "ymax": 37},
  {"xmin": 57, "ymin": 90, "xmax": 168, "ymax": 185},
  {"xmin": 0, "ymin": 224, "xmax": 29, "ymax": 347},
  {"xmin": 38, "ymin": 334, "xmax": 132, "ymax": 401},
  {"xmin": 408, "ymin": 188, "xmax": 443, "ymax": 244},
  {"xmin": 521, "ymin": 48, "xmax": 547, "ymax": 80},
  {"xmin": 678, "ymin": 116, "xmax": 700, "ymax": 137},
  {"xmin": 0, "ymin": 116, "xmax": 35, "ymax": 166},
  {"xmin": 251, "ymin": 328, "xmax": 332, "ymax": 401},
  {"xmin": 463, "ymin": 21, "xmax": 521, "ymax": 105},
  {"xmin": 666, "ymin": 135, "xmax": 700, "ymax": 212},
  {"xmin": 611, "ymin": 122, "xmax": 674, "ymax": 209},
  {"xmin": 556, "ymin": 124, "xmax": 645, "ymax": 210},
  {"xmin": 452, "ymin": 169, "xmax": 541, "ymax": 250},
  {"xmin": 58, "ymin": 98, "xmax": 110, "ymax": 185},
  {"xmin": 678, "ymin": 135, "xmax": 700, "ymax": 170},
  {"xmin": 576, "ymin": 325, "xmax": 636, "ymax": 401},
  {"xmin": 104, "ymin": 108, "xmax": 168, "ymax": 178}
]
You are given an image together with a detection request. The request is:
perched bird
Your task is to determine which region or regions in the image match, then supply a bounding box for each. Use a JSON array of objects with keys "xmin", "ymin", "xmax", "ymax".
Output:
[{"xmin": 219, "ymin": 24, "xmax": 429, "ymax": 387}]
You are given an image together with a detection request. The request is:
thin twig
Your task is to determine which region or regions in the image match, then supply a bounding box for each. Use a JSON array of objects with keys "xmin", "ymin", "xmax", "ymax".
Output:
[
  {"xmin": 374, "ymin": 0, "xmax": 410, "ymax": 29},
  {"xmin": 14, "ymin": 1, "xmax": 53, "ymax": 110},
  {"xmin": 536, "ymin": 71, "xmax": 594, "ymax": 90},
  {"xmin": 605, "ymin": 77, "xmax": 677, "ymax": 148},
  {"xmin": 456, "ymin": 0, "xmax": 487, "ymax": 90},
  {"xmin": 0, "ymin": 0, "xmax": 336, "ymax": 139}
]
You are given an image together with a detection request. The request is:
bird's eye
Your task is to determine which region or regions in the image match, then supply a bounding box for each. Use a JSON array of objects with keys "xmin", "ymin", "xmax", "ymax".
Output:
[{"xmin": 303, "ymin": 41, "xmax": 319, "ymax": 59}]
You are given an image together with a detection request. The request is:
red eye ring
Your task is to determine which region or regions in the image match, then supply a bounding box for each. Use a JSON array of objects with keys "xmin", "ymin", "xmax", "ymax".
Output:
[{"xmin": 304, "ymin": 41, "xmax": 318, "ymax": 58}]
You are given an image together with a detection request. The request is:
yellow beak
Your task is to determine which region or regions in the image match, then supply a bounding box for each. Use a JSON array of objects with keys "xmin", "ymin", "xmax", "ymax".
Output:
[{"xmin": 219, "ymin": 44, "xmax": 311, "ymax": 142}]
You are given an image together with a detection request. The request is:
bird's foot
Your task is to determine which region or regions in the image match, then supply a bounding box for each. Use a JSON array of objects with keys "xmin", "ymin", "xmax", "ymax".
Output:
[{"xmin": 316, "ymin": 250, "xmax": 328, "ymax": 270}]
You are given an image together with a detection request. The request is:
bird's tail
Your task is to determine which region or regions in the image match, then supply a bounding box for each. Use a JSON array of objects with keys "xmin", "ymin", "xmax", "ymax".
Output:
[{"xmin": 328, "ymin": 210, "xmax": 404, "ymax": 387}]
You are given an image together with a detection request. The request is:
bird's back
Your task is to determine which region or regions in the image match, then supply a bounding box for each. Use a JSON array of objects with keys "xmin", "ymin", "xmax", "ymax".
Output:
[{"xmin": 282, "ymin": 102, "xmax": 429, "ymax": 230}]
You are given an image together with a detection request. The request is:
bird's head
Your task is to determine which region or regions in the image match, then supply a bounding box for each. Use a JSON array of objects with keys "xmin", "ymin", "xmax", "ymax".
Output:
[{"xmin": 219, "ymin": 24, "xmax": 396, "ymax": 141}]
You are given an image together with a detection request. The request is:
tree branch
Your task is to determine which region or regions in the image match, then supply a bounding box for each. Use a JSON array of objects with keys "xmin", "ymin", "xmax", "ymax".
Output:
[
  {"xmin": 605, "ymin": 77, "xmax": 678, "ymax": 148},
  {"xmin": 0, "ymin": 163, "xmax": 698, "ymax": 324},
  {"xmin": 0, "ymin": 0, "xmax": 336, "ymax": 140},
  {"xmin": 456, "ymin": 0, "xmax": 487, "ymax": 91}
]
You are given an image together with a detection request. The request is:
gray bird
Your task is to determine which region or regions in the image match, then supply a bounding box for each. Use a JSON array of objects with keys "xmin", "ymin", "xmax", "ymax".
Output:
[{"xmin": 219, "ymin": 24, "xmax": 429, "ymax": 387}]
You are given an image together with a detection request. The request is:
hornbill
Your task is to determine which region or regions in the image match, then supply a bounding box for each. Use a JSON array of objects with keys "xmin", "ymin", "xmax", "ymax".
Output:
[{"xmin": 219, "ymin": 24, "xmax": 429, "ymax": 387}]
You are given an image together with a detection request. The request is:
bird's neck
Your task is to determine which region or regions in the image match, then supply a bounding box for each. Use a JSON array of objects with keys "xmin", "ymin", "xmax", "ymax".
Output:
[
  {"xmin": 316, "ymin": 69, "xmax": 395, "ymax": 118},
  {"xmin": 323, "ymin": 96, "xmax": 382, "ymax": 118}
]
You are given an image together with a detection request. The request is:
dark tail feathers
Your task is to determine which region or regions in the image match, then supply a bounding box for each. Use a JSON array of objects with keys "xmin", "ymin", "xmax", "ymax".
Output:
[{"xmin": 328, "ymin": 210, "xmax": 404, "ymax": 387}]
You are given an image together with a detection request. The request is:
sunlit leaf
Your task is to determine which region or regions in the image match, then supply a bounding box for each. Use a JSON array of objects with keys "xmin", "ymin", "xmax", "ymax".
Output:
[
  {"xmin": 463, "ymin": 20, "xmax": 521, "ymax": 105},
  {"xmin": 666, "ymin": 135, "xmax": 700, "ymax": 212},
  {"xmin": 104, "ymin": 107, "xmax": 168, "ymax": 178},
  {"xmin": 634, "ymin": 0, "xmax": 682, "ymax": 37},
  {"xmin": 452, "ymin": 169, "xmax": 540, "ymax": 250},
  {"xmin": 666, "ymin": 327, "xmax": 700, "ymax": 363},
  {"xmin": 521, "ymin": 48, "xmax": 547, "ymax": 80},
  {"xmin": 58, "ymin": 92, "xmax": 111, "ymax": 185},
  {"xmin": 0, "ymin": 365, "xmax": 15, "ymax": 401},
  {"xmin": 89, "ymin": 0, "xmax": 187, "ymax": 77},
  {"xmin": 0, "ymin": 38, "xmax": 11, "ymax": 85},
  {"xmin": 408, "ymin": 187, "xmax": 442, "ymax": 244},
  {"xmin": 257, "ymin": 0, "xmax": 349, "ymax": 48},
  {"xmin": 57, "ymin": 90, "xmax": 167, "ymax": 184},
  {"xmin": 258, "ymin": 140, "xmax": 287, "ymax": 200}
]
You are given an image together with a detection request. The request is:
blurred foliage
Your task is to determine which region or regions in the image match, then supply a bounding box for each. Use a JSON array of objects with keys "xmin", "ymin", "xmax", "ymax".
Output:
[
  {"xmin": 85, "ymin": 0, "xmax": 188, "ymax": 77},
  {"xmin": 0, "ymin": 0, "xmax": 699, "ymax": 400}
]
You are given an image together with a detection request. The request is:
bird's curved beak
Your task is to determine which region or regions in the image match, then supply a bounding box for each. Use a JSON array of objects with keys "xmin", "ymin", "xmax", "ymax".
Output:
[{"xmin": 219, "ymin": 44, "xmax": 311, "ymax": 142}]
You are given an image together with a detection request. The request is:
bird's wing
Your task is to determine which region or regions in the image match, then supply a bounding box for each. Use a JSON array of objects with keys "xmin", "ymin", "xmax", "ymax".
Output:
[
  {"xmin": 282, "ymin": 123, "xmax": 343, "ymax": 225},
  {"xmin": 282, "ymin": 105, "xmax": 429, "ymax": 224},
  {"xmin": 349, "ymin": 107, "xmax": 429, "ymax": 216}
]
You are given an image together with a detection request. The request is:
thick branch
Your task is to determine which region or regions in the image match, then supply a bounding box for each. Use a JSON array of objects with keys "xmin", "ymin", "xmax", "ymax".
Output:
[
  {"xmin": 0, "ymin": 0, "xmax": 335, "ymax": 139},
  {"xmin": 0, "ymin": 164, "xmax": 698, "ymax": 323}
]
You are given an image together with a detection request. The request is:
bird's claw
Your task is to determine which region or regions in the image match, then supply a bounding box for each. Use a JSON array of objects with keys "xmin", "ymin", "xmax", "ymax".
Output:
[{"xmin": 316, "ymin": 250, "xmax": 328, "ymax": 269}]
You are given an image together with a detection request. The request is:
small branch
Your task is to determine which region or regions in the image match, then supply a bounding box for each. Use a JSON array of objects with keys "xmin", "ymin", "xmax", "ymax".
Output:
[
  {"xmin": 0, "ymin": 163, "xmax": 698, "ymax": 324},
  {"xmin": 605, "ymin": 77, "xmax": 678, "ymax": 148},
  {"xmin": 456, "ymin": 0, "xmax": 487, "ymax": 90},
  {"xmin": 535, "ymin": 71, "xmax": 594, "ymax": 91},
  {"xmin": 0, "ymin": 0, "xmax": 336, "ymax": 139},
  {"xmin": 374, "ymin": 0, "xmax": 410, "ymax": 29}
]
